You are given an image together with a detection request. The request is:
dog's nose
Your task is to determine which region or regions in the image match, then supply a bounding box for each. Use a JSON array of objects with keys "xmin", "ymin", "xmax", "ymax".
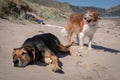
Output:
[
  {"xmin": 84, "ymin": 17, "xmax": 87, "ymax": 20},
  {"xmin": 13, "ymin": 59, "xmax": 19, "ymax": 64}
]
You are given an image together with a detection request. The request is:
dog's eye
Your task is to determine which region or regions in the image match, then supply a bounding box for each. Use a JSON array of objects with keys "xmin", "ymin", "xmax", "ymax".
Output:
[
  {"xmin": 22, "ymin": 52, "xmax": 26, "ymax": 55},
  {"xmin": 13, "ymin": 54, "xmax": 16, "ymax": 59},
  {"xmin": 89, "ymin": 15, "xmax": 93, "ymax": 17}
]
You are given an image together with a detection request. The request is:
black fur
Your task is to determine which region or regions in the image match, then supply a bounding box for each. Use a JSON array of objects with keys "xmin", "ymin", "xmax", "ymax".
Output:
[{"xmin": 21, "ymin": 33, "xmax": 61, "ymax": 61}]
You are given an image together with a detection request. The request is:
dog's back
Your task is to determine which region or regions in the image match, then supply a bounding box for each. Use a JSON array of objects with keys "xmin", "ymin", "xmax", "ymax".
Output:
[
  {"xmin": 61, "ymin": 14, "xmax": 84, "ymax": 38},
  {"xmin": 22, "ymin": 33, "xmax": 60, "ymax": 53},
  {"xmin": 66, "ymin": 13, "xmax": 84, "ymax": 33}
]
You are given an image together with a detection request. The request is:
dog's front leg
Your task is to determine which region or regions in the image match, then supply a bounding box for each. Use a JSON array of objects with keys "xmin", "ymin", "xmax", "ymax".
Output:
[
  {"xmin": 50, "ymin": 55, "xmax": 61, "ymax": 72},
  {"xmin": 79, "ymin": 32, "xmax": 85, "ymax": 49},
  {"xmin": 76, "ymin": 34, "xmax": 80, "ymax": 45},
  {"xmin": 88, "ymin": 35, "xmax": 93, "ymax": 49},
  {"xmin": 44, "ymin": 49, "xmax": 62, "ymax": 73}
]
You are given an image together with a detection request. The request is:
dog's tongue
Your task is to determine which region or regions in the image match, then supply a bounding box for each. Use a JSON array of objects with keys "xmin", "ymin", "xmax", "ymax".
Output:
[{"xmin": 84, "ymin": 21, "xmax": 88, "ymax": 24}]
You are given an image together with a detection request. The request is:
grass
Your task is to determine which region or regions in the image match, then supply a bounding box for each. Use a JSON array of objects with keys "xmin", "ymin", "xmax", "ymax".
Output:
[{"xmin": 0, "ymin": 0, "xmax": 67, "ymax": 21}]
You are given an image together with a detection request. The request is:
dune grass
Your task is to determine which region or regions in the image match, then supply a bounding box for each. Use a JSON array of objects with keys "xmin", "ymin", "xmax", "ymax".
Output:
[{"xmin": 0, "ymin": 0, "xmax": 67, "ymax": 21}]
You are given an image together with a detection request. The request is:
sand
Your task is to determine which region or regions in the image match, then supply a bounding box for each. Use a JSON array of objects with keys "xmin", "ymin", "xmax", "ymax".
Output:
[{"xmin": 0, "ymin": 18, "xmax": 120, "ymax": 80}]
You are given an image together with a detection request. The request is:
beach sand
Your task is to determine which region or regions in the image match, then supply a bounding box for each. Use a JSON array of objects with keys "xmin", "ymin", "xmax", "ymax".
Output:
[{"xmin": 0, "ymin": 18, "xmax": 120, "ymax": 80}]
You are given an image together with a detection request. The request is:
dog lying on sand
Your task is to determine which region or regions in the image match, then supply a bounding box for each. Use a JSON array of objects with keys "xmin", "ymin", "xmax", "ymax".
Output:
[{"xmin": 12, "ymin": 33, "xmax": 77, "ymax": 73}]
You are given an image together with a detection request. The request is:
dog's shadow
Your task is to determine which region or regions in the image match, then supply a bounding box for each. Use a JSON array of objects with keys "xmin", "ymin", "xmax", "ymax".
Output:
[
  {"xmin": 90, "ymin": 44, "xmax": 120, "ymax": 54},
  {"xmin": 33, "ymin": 61, "xmax": 48, "ymax": 66},
  {"xmin": 30, "ymin": 60, "xmax": 64, "ymax": 74},
  {"xmin": 33, "ymin": 59, "xmax": 63, "ymax": 68},
  {"xmin": 73, "ymin": 43, "xmax": 120, "ymax": 54}
]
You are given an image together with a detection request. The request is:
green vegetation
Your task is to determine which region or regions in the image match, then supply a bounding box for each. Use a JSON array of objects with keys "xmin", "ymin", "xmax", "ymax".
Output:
[
  {"xmin": 0, "ymin": 0, "xmax": 32, "ymax": 19},
  {"xmin": 0, "ymin": 0, "xmax": 7, "ymax": 18},
  {"xmin": 0, "ymin": 0, "xmax": 67, "ymax": 21}
]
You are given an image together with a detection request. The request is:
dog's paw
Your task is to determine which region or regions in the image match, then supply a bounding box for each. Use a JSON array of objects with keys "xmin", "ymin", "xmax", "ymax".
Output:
[
  {"xmin": 87, "ymin": 47, "xmax": 93, "ymax": 50},
  {"xmin": 44, "ymin": 57, "xmax": 52, "ymax": 64},
  {"xmin": 52, "ymin": 68, "xmax": 64, "ymax": 74}
]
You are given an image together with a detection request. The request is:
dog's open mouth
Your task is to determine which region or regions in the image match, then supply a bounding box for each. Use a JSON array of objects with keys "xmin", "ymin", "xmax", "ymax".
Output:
[
  {"xmin": 84, "ymin": 19, "xmax": 92, "ymax": 24},
  {"xmin": 84, "ymin": 17, "xmax": 93, "ymax": 24},
  {"xmin": 87, "ymin": 19, "xmax": 92, "ymax": 23}
]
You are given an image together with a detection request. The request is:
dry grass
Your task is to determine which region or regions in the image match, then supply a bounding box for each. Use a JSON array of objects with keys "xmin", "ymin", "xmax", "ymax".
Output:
[{"xmin": 0, "ymin": 0, "xmax": 67, "ymax": 21}]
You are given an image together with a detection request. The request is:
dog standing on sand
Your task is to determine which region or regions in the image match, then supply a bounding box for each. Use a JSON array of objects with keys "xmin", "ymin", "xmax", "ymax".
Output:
[{"xmin": 61, "ymin": 10, "xmax": 100, "ymax": 49}]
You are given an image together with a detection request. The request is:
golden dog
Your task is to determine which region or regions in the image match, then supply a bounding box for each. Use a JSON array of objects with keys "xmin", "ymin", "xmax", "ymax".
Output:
[{"xmin": 62, "ymin": 10, "xmax": 100, "ymax": 49}]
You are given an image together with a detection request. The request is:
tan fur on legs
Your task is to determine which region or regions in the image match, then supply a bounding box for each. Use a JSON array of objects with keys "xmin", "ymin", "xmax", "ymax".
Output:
[
  {"xmin": 44, "ymin": 49, "xmax": 61, "ymax": 72},
  {"xmin": 51, "ymin": 55, "xmax": 61, "ymax": 72},
  {"xmin": 44, "ymin": 49, "xmax": 52, "ymax": 64},
  {"xmin": 66, "ymin": 25, "xmax": 74, "ymax": 46}
]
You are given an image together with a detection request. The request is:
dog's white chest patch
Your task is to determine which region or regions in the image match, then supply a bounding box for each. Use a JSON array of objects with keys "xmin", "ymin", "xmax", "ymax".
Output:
[{"xmin": 82, "ymin": 23, "xmax": 97, "ymax": 36}]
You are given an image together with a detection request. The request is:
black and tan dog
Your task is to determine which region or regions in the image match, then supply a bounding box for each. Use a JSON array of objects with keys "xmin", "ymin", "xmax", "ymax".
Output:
[{"xmin": 12, "ymin": 33, "xmax": 77, "ymax": 73}]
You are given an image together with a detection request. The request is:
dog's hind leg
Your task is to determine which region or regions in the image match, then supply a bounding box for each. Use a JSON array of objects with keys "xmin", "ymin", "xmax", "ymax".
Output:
[
  {"xmin": 44, "ymin": 49, "xmax": 63, "ymax": 73},
  {"xmin": 66, "ymin": 24, "xmax": 74, "ymax": 47}
]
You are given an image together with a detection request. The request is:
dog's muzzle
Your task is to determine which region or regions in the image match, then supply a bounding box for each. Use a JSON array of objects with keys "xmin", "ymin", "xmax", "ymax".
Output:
[
  {"xmin": 13, "ymin": 59, "xmax": 19, "ymax": 67},
  {"xmin": 13, "ymin": 59, "xmax": 27, "ymax": 67},
  {"xmin": 84, "ymin": 17, "xmax": 92, "ymax": 23}
]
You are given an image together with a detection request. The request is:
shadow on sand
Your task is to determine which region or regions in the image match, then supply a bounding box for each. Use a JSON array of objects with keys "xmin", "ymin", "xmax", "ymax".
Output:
[
  {"xmin": 92, "ymin": 44, "xmax": 120, "ymax": 54},
  {"xmin": 31, "ymin": 59, "xmax": 65, "ymax": 74}
]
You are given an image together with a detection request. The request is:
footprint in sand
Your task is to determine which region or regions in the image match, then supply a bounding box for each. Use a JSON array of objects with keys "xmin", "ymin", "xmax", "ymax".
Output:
[{"xmin": 75, "ymin": 61, "xmax": 115, "ymax": 80}]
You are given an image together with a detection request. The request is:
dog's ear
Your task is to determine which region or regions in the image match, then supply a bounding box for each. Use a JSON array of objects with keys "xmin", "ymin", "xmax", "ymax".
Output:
[
  {"xmin": 13, "ymin": 48, "xmax": 19, "ymax": 59},
  {"xmin": 25, "ymin": 47, "xmax": 35, "ymax": 53},
  {"xmin": 24, "ymin": 47, "xmax": 35, "ymax": 61},
  {"xmin": 13, "ymin": 48, "xmax": 19, "ymax": 51},
  {"xmin": 93, "ymin": 11, "xmax": 100, "ymax": 22}
]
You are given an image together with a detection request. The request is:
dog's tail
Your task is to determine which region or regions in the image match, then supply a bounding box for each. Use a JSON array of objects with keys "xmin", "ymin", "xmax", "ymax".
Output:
[
  {"xmin": 57, "ymin": 42, "xmax": 78, "ymax": 56},
  {"xmin": 57, "ymin": 42, "xmax": 73, "ymax": 52},
  {"xmin": 61, "ymin": 28, "xmax": 67, "ymax": 38}
]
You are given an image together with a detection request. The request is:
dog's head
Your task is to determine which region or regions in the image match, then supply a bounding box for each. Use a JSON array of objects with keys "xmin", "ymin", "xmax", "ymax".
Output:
[
  {"xmin": 12, "ymin": 46, "xmax": 35, "ymax": 67},
  {"xmin": 83, "ymin": 10, "xmax": 100, "ymax": 24}
]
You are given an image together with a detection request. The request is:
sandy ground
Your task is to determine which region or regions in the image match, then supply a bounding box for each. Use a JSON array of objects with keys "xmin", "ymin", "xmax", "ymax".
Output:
[{"xmin": 0, "ymin": 18, "xmax": 120, "ymax": 80}]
